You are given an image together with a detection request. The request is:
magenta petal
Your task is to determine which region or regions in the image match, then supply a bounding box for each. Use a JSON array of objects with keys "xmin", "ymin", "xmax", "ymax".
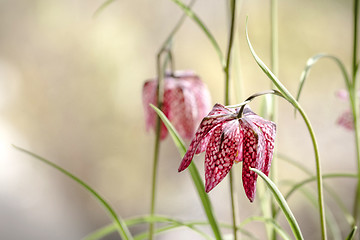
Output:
[
  {"xmin": 246, "ymin": 116, "xmax": 276, "ymax": 176},
  {"xmin": 196, "ymin": 104, "xmax": 234, "ymax": 154},
  {"xmin": 142, "ymin": 71, "xmax": 211, "ymax": 141},
  {"xmin": 178, "ymin": 104, "xmax": 234, "ymax": 172},
  {"xmin": 142, "ymin": 80, "xmax": 157, "ymax": 132},
  {"xmin": 190, "ymin": 77, "xmax": 212, "ymax": 121},
  {"xmin": 336, "ymin": 89, "xmax": 349, "ymax": 100},
  {"xmin": 337, "ymin": 110, "xmax": 354, "ymax": 130},
  {"xmin": 240, "ymin": 119, "xmax": 265, "ymax": 202},
  {"xmin": 204, "ymin": 120, "xmax": 240, "ymax": 192},
  {"xmin": 142, "ymin": 79, "xmax": 169, "ymax": 140},
  {"xmin": 167, "ymin": 86, "xmax": 197, "ymax": 140}
]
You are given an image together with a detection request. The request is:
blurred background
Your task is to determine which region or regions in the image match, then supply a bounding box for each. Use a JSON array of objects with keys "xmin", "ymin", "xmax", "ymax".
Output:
[{"xmin": 0, "ymin": 0, "xmax": 357, "ymax": 239}]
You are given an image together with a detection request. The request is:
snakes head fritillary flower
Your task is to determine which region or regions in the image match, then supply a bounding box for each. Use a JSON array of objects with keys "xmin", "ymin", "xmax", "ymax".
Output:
[
  {"xmin": 142, "ymin": 70, "xmax": 211, "ymax": 140},
  {"xmin": 336, "ymin": 89, "xmax": 355, "ymax": 130},
  {"xmin": 178, "ymin": 103, "xmax": 276, "ymax": 202}
]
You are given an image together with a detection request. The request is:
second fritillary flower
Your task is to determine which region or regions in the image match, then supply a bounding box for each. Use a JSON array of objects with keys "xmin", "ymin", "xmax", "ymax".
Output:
[
  {"xmin": 142, "ymin": 70, "xmax": 211, "ymax": 140},
  {"xmin": 178, "ymin": 103, "xmax": 276, "ymax": 202}
]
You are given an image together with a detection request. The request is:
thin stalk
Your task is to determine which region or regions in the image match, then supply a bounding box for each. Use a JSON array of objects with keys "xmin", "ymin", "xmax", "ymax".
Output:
[
  {"xmin": 159, "ymin": 0, "xmax": 196, "ymax": 53},
  {"xmin": 297, "ymin": 105, "xmax": 327, "ymax": 240},
  {"xmin": 149, "ymin": 2, "xmax": 197, "ymax": 238},
  {"xmin": 352, "ymin": 0, "xmax": 360, "ymax": 228},
  {"xmin": 229, "ymin": 171, "xmax": 238, "ymax": 240},
  {"xmin": 149, "ymin": 51, "xmax": 167, "ymax": 240},
  {"xmin": 224, "ymin": 0, "xmax": 238, "ymax": 239},
  {"xmin": 224, "ymin": 0, "xmax": 237, "ymax": 103},
  {"xmin": 245, "ymin": 21, "xmax": 327, "ymax": 238},
  {"xmin": 352, "ymin": 0, "xmax": 359, "ymax": 85},
  {"xmin": 269, "ymin": 1, "xmax": 279, "ymax": 240}
]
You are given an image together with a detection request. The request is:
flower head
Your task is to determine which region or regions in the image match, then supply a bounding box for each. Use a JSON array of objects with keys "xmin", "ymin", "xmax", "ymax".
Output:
[
  {"xmin": 178, "ymin": 103, "xmax": 276, "ymax": 202},
  {"xmin": 142, "ymin": 70, "xmax": 211, "ymax": 140},
  {"xmin": 336, "ymin": 89, "xmax": 355, "ymax": 130}
]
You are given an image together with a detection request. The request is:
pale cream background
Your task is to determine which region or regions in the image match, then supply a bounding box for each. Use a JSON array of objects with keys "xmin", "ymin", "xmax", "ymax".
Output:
[{"xmin": 0, "ymin": 0, "xmax": 356, "ymax": 239}]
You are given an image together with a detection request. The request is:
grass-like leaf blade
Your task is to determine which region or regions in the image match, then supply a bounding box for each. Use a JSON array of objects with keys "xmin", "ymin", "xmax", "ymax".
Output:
[
  {"xmin": 150, "ymin": 104, "xmax": 223, "ymax": 240},
  {"xmin": 13, "ymin": 145, "xmax": 133, "ymax": 240},
  {"xmin": 278, "ymin": 154, "xmax": 355, "ymax": 225},
  {"xmin": 84, "ymin": 214, "xmax": 289, "ymax": 240},
  {"xmin": 250, "ymin": 167, "xmax": 304, "ymax": 240},
  {"xmin": 296, "ymin": 54, "xmax": 351, "ymax": 106},
  {"xmin": 239, "ymin": 216, "xmax": 292, "ymax": 240}
]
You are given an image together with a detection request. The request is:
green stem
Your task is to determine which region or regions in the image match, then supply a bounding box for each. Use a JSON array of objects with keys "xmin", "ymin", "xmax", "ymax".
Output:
[
  {"xmin": 225, "ymin": 0, "xmax": 238, "ymax": 239},
  {"xmin": 297, "ymin": 106, "xmax": 327, "ymax": 240},
  {"xmin": 224, "ymin": 0, "xmax": 237, "ymax": 103},
  {"xmin": 269, "ymin": 1, "xmax": 278, "ymax": 240},
  {"xmin": 149, "ymin": 2, "xmax": 197, "ymax": 238},
  {"xmin": 149, "ymin": 51, "xmax": 166, "ymax": 240},
  {"xmin": 245, "ymin": 21, "xmax": 327, "ymax": 238},
  {"xmin": 352, "ymin": 0, "xmax": 359, "ymax": 85},
  {"xmin": 151, "ymin": 104, "xmax": 223, "ymax": 239},
  {"xmin": 159, "ymin": 0, "xmax": 196, "ymax": 54},
  {"xmin": 229, "ymin": 171, "xmax": 238, "ymax": 240},
  {"xmin": 352, "ymin": 0, "xmax": 360, "ymax": 228}
]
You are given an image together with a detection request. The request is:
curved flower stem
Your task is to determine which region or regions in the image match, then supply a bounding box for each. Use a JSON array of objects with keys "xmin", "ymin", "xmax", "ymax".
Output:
[
  {"xmin": 351, "ymin": 88, "xmax": 360, "ymax": 227},
  {"xmin": 245, "ymin": 20, "xmax": 326, "ymax": 239},
  {"xmin": 351, "ymin": 0, "xmax": 360, "ymax": 228},
  {"xmin": 149, "ymin": 2, "xmax": 197, "ymax": 239},
  {"xmin": 297, "ymin": 105, "xmax": 327, "ymax": 240},
  {"xmin": 224, "ymin": 0, "xmax": 238, "ymax": 239},
  {"xmin": 149, "ymin": 50, "xmax": 167, "ymax": 240},
  {"xmin": 269, "ymin": 1, "xmax": 279, "ymax": 239}
]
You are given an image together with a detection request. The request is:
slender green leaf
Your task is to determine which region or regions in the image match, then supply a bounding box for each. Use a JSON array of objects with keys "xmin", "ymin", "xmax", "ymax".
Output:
[
  {"xmin": 239, "ymin": 216, "xmax": 292, "ymax": 240},
  {"xmin": 284, "ymin": 173, "xmax": 356, "ymax": 226},
  {"xmin": 13, "ymin": 145, "xmax": 133, "ymax": 240},
  {"xmin": 280, "ymin": 180, "xmax": 343, "ymax": 240},
  {"xmin": 285, "ymin": 173, "xmax": 356, "ymax": 201},
  {"xmin": 84, "ymin": 214, "xmax": 282, "ymax": 240},
  {"xmin": 250, "ymin": 168, "xmax": 304, "ymax": 240},
  {"xmin": 93, "ymin": 0, "xmax": 117, "ymax": 18},
  {"xmin": 150, "ymin": 104, "xmax": 223, "ymax": 240},
  {"xmin": 83, "ymin": 224, "xmax": 115, "ymax": 240},
  {"xmin": 159, "ymin": 0, "xmax": 197, "ymax": 53},
  {"xmin": 346, "ymin": 226, "xmax": 357, "ymax": 240},
  {"xmin": 277, "ymin": 153, "xmax": 312, "ymax": 175},
  {"xmin": 170, "ymin": 0, "xmax": 225, "ymax": 67},
  {"xmin": 245, "ymin": 18, "xmax": 296, "ymax": 107},
  {"xmin": 296, "ymin": 54, "xmax": 351, "ymax": 113},
  {"xmin": 297, "ymin": 187, "xmax": 341, "ymax": 240},
  {"xmin": 278, "ymin": 154, "xmax": 355, "ymax": 225},
  {"xmin": 297, "ymin": 54, "xmax": 351, "ymax": 100}
]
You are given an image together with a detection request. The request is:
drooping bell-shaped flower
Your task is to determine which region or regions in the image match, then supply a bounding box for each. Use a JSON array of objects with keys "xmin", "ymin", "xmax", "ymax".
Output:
[
  {"xmin": 336, "ymin": 89, "xmax": 355, "ymax": 130},
  {"xmin": 142, "ymin": 70, "xmax": 211, "ymax": 140},
  {"xmin": 178, "ymin": 103, "xmax": 276, "ymax": 202}
]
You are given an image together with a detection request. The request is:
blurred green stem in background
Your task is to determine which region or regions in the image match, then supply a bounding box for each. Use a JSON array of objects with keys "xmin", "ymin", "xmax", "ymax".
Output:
[
  {"xmin": 351, "ymin": 0, "xmax": 360, "ymax": 228},
  {"xmin": 224, "ymin": 0, "xmax": 238, "ymax": 239},
  {"xmin": 149, "ymin": 50, "xmax": 165, "ymax": 240},
  {"xmin": 149, "ymin": 2, "xmax": 196, "ymax": 239},
  {"xmin": 269, "ymin": 0, "xmax": 279, "ymax": 240},
  {"xmin": 246, "ymin": 19, "xmax": 327, "ymax": 239}
]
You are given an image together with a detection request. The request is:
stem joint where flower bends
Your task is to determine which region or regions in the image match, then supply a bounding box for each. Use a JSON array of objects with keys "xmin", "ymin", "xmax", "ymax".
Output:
[{"xmin": 237, "ymin": 90, "xmax": 284, "ymax": 118}]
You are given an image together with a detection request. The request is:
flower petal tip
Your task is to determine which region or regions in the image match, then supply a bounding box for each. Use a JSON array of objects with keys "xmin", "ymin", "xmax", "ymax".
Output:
[{"xmin": 205, "ymin": 183, "xmax": 214, "ymax": 193}]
